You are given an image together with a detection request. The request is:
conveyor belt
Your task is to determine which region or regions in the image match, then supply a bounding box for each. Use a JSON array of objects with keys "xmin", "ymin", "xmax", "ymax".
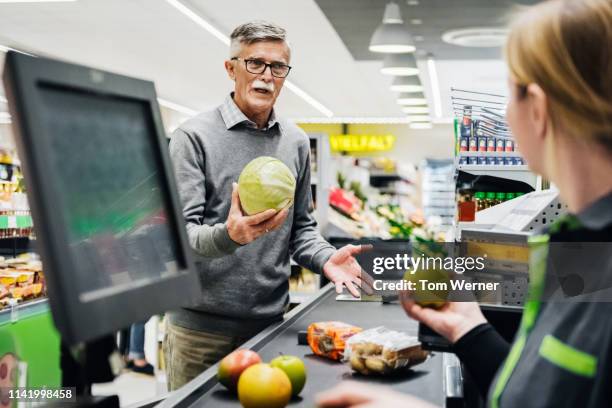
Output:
[{"xmin": 154, "ymin": 284, "xmax": 447, "ymax": 408}]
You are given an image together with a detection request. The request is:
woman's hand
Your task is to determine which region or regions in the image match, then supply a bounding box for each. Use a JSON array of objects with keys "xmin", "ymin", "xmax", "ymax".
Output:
[
  {"xmin": 400, "ymin": 291, "xmax": 487, "ymax": 343},
  {"xmin": 315, "ymin": 381, "xmax": 438, "ymax": 408}
]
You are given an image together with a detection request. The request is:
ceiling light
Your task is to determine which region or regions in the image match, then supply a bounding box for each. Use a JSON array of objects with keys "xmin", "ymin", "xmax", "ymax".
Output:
[
  {"xmin": 289, "ymin": 117, "xmax": 412, "ymax": 124},
  {"xmin": 0, "ymin": 0, "xmax": 77, "ymax": 2},
  {"xmin": 390, "ymin": 76, "xmax": 423, "ymax": 92},
  {"xmin": 414, "ymin": 35, "xmax": 424, "ymax": 42},
  {"xmin": 406, "ymin": 115, "xmax": 430, "ymax": 122},
  {"xmin": 165, "ymin": 0, "xmax": 333, "ymax": 117},
  {"xmin": 410, "ymin": 19, "xmax": 422, "ymax": 25},
  {"xmin": 410, "ymin": 122, "xmax": 432, "ymax": 129},
  {"xmin": 369, "ymin": 2, "xmax": 415, "ymax": 53},
  {"xmin": 401, "ymin": 106, "xmax": 429, "ymax": 114},
  {"xmin": 426, "ymin": 54, "xmax": 443, "ymax": 118},
  {"xmin": 397, "ymin": 92, "xmax": 427, "ymax": 105},
  {"xmin": 406, "ymin": 0, "xmax": 419, "ymax": 5},
  {"xmin": 381, "ymin": 53, "xmax": 419, "ymax": 76},
  {"xmin": 442, "ymin": 28, "xmax": 509, "ymax": 48}
]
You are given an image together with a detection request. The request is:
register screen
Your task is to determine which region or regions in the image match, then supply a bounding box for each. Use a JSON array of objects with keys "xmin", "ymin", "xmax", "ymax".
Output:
[{"xmin": 38, "ymin": 84, "xmax": 183, "ymax": 302}]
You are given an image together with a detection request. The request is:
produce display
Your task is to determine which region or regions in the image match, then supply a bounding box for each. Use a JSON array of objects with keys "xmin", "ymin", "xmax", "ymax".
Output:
[
  {"xmin": 238, "ymin": 157, "xmax": 296, "ymax": 215},
  {"xmin": 0, "ymin": 254, "xmax": 45, "ymax": 310},
  {"xmin": 306, "ymin": 321, "xmax": 362, "ymax": 360},
  {"xmin": 217, "ymin": 349, "xmax": 307, "ymax": 408},
  {"xmin": 345, "ymin": 327, "xmax": 430, "ymax": 375}
]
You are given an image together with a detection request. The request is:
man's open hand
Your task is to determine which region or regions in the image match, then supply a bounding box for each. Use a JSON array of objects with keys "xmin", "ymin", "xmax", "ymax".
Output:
[
  {"xmin": 226, "ymin": 182, "xmax": 289, "ymax": 245},
  {"xmin": 323, "ymin": 244, "xmax": 374, "ymax": 297}
]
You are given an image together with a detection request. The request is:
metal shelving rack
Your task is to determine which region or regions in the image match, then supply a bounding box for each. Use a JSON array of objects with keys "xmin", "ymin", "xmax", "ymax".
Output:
[
  {"xmin": 452, "ymin": 88, "xmax": 540, "ymax": 187},
  {"xmin": 452, "ymin": 88, "xmax": 542, "ymax": 239}
]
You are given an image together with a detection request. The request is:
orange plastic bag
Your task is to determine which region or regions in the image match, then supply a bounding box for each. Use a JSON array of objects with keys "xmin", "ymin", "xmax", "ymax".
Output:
[{"xmin": 307, "ymin": 321, "xmax": 362, "ymax": 360}]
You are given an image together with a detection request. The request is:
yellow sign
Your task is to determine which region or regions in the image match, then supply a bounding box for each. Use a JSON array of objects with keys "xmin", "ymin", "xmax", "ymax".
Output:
[{"xmin": 329, "ymin": 134, "xmax": 396, "ymax": 153}]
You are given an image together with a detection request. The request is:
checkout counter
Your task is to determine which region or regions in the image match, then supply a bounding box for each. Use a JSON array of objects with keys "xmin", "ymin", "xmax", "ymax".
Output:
[{"xmin": 136, "ymin": 284, "xmax": 457, "ymax": 408}]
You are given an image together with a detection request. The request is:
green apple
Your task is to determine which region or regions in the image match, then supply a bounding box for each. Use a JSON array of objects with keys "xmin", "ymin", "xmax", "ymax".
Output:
[{"xmin": 269, "ymin": 355, "xmax": 306, "ymax": 397}]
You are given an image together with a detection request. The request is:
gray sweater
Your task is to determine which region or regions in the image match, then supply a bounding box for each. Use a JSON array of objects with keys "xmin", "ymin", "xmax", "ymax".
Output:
[{"xmin": 167, "ymin": 95, "xmax": 336, "ymax": 335}]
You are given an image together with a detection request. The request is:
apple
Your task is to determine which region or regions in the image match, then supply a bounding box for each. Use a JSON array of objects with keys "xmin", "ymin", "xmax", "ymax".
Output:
[
  {"xmin": 217, "ymin": 349, "xmax": 262, "ymax": 392},
  {"xmin": 270, "ymin": 355, "xmax": 307, "ymax": 396},
  {"xmin": 403, "ymin": 268, "xmax": 449, "ymax": 309},
  {"xmin": 238, "ymin": 363, "xmax": 292, "ymax": 408}
]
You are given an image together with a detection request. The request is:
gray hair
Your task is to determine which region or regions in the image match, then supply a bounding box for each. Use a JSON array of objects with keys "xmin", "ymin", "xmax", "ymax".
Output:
[{"xmin": 229, "ymin": 21, "xmax": 290, "ymax": 59}]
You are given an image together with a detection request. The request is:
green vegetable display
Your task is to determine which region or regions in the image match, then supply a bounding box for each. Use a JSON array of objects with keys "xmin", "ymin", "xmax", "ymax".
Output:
[{"xmin": 238, "ymin": 157, "xmax": 296, "ymax": 215}]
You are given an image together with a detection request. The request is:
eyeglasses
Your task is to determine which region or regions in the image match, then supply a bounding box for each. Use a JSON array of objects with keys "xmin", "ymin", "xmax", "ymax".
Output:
[{"xmin": 231, "ymin": 57, "xmax": 292, "ymax": 78}]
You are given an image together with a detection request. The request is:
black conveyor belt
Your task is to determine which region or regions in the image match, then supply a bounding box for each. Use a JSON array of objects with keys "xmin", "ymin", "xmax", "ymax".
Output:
[{"xmin": 154, "ymin": 285, "xmax": 446, "ymax": 408}]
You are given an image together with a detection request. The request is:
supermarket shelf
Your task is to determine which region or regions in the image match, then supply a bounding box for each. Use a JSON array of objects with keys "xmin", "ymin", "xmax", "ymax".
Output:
[
  {"xmin": 0, "ymin": 297, "xmax": 48, "ymax": 324},
  {"xmin": 458, "ymin": 151, "xmax": 520, "ymax": 157},
  {"xmin": 458, "ymin": 164, "xmax": 538, "ymax": 187},
  {"xmin": 0, "ymin": 215, "xmax": 33, "ymax": 229},
  {"xmin": 458, "ymin": 165, "xmax": 529, "ymax": 172}
]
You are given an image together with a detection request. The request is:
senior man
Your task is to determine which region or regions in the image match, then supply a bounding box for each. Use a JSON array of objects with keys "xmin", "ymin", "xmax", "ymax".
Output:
[{"xmin": 165, "ymin": 21, "xmax": 367, "ymax": 390}]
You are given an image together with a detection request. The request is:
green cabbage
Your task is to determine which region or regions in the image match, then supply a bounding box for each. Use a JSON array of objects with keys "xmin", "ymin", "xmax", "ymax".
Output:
[{"xmin": 238, "ymin": 156, "xmax": 296, "ymax": 215}]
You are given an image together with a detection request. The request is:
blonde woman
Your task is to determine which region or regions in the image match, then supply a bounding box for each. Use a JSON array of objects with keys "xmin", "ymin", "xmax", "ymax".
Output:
[{"xmin": 316, "ymin": 0, "xmax": 612, "ymax": 407}]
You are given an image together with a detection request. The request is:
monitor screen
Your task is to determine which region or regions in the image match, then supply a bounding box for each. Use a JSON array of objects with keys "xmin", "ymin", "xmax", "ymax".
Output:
[
  {"xmin": 37, "ymin": 84, "xmax": 184, "ymax": 301},
  {"xmin": 3, "ymin": 51, "xmax": 200, "ymax": 343}
]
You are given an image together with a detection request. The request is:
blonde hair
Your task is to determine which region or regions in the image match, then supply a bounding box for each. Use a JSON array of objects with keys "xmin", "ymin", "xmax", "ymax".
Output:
[{"xmin": 505, "ymin": 0, "xmax": 612, "ymax": 151}]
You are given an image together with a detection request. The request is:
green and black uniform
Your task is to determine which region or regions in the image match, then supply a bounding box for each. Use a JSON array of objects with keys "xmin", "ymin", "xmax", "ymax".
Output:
[{"xmin": 455, "ymin": 191, "xmax": 612, "ymax": 407}]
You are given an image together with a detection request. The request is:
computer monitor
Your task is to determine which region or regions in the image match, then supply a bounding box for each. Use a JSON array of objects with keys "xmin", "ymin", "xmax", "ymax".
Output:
[{"xmin": 3, "ymin": 52, "xmax": 201, "ymax": 344}]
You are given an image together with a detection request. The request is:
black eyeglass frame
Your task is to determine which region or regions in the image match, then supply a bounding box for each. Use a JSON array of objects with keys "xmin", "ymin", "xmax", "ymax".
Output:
[{"xmin": 231, "ymin": 57, "xmax": 292, "ymax": 78}]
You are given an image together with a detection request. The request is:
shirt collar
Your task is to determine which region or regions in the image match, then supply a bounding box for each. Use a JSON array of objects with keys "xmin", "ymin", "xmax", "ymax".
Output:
[
  {"xmin": 219, "ymin": 93, "xmax": 279, "ymax": 131},
  {"xmin": 576, "ymin": 190, "xmax": 612, "ymax": 230}
]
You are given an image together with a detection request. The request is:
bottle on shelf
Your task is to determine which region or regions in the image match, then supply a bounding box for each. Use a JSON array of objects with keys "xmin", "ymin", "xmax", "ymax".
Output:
[
  {"xmin": 495, "ymin": 192, "xmax": 506, "ymax": 206},
  {"xmin": 457, "ymin": 184, "xmax": 476, "ymax": 222},
  {"xmin": 485, "ymin": 192, "xmax": 496, "ymax": 209},
  {"xmin": 475, "ymin": 192, "xmax": 486, "ymax": 212}
]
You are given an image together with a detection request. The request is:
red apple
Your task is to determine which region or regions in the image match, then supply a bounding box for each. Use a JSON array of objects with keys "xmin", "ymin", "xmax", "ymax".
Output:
[{"xmin": 217, "ymin": 349, "xmax": 262, "ymax": 392}]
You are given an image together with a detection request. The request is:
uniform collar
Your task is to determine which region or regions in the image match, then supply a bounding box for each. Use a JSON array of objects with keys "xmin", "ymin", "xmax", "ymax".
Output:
[
  {"xmin": 219, "ymin": 93, "xmax": 278, "ymax": 131},
  {"xmin": 576, "ymin": 190, "xmax": 612, "ymax": 230}
]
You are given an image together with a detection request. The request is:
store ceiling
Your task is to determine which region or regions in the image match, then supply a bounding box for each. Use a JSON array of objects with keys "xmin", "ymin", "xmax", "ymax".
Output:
[
  {"xmin": 315, "ymin": 0, "xmax": 539, "ymax": 61},
  {"xmin": 0, "ymin": 0, "xmax": 535, "ymax": 124}
]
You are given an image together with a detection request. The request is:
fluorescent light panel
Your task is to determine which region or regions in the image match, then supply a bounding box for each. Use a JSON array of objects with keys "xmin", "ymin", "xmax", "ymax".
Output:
[
  {"xmin": 410, "ymin": 122, "xmax": 432, "ymax": 129},
  {"xmin": 390, "ymin": 76, "xmax": 423, "ymax": 92},
  {"xmin": 401, "ymin": 106, "xmax": 429, "ymax": 114},
  {"xmin": 165, "ymin": 0, "xmax": 333, "ymax": 117},
  {"xmin": 427, "ymin": 56, "xmax": 443, "ymax": 118},
  {"xmin": 397, "ymin": 92, "xmax": 427, "ymax": 105},
  {"xmin": 407, "ymin": 115, "xmax": 430, "ymax": 122},
  {"xmin": 381, "ymin": 54, "xmax": 419, "ymax": 76},
  {"xmin": 381, "ymin": 67, "xmax": 420, "ymax": 76},
  {"xmin": 370, "ymin": 44, "xmax": 415, "ymax": 53},
  {"xmin": 290, "ymin": 117, "xmax": 412, "ymax": 124}
]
